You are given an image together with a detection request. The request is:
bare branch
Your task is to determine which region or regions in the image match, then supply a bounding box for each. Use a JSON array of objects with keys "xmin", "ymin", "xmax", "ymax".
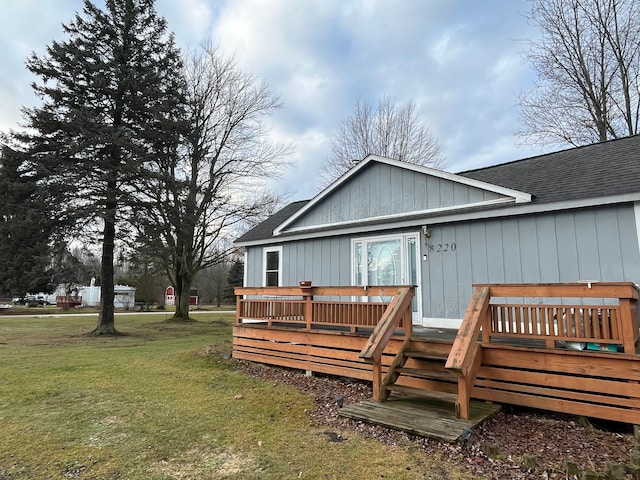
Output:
[
  {"xmin": 319, "ymin": 96, "xmax": 444, "ymax": 188},
  {"xmin": 134, "ymin": 43, "xmax": 292, "ymax": 319},
  {"xmin": 518, "ymin": 0, "xmax": 640, "ymax": 146}
]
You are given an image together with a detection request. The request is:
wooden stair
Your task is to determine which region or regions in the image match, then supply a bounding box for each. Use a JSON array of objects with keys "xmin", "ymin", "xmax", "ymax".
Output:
[
  {"xmin": 342, "ymin": 338, "xmax": 501, "ymax": 442},
  {"xmin": 382, "ymin": 341, "xmax": 460, "ymax": 412},
  {"xmin": 385, "ymin": 384, "xmax": 459, "ymax": 403},
  {"xmin": 339, "ymin": 396, "xmax": 501, "ymax": 443},
  {"xmin": 393, "ymin": 367, "xmax": 454, "ymax": 382}
]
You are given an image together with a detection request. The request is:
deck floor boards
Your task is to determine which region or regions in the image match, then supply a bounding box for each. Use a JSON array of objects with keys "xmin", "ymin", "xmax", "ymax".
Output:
[{"xmin": 339, "ymin": 395, "xmax": 501, "ymax": 443}]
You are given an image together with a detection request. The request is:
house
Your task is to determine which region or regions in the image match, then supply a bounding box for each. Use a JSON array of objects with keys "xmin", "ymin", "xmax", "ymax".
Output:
[
  {"xmin": 235, "ymin": 135, "xmax": 640, "ymax": 330},
  {"xmin": 54, "ymin": 280, "xmax": 136, "ymax": 309},
  {"xmin": 80, "ymin": 284, "xmax": 136, "ymax": 309},
  {"xmin": 233, "ymin": 136, "xmax": 640, "ymax": 430}
]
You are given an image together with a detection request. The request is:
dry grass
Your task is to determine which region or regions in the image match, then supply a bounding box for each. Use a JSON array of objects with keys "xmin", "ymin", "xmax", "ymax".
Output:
[{"xmin": 0, "ymin": 313, "xmax": 477, "ymax": 479}]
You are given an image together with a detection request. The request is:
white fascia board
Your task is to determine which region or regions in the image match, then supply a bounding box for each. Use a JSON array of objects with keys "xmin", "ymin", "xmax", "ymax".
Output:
[
  {"xmin": 235, "ymin": 192, "xmax": 640, "ymax": 248},
  {"xmin": 420, "ymin": 192, "xmax": 640, "ymax": 226},
  {"xmin": 272, "ymin": 155, "xmax": 532, "ymax": 236},
  {"xmin": 280, "ymin": 197, "xmax": 516, "ymax": 236},
  {"xmin": 421, "ymin": 317, "xmax": 463, "ymax": 329},
  {"xmin": 375, "ymin": 156, "xmax": 532, "ymax": 203}
]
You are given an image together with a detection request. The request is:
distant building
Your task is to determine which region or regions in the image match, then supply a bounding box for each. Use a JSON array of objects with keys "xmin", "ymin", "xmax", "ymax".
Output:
[
  {"xmin": 54, "ymin": 279, "xmax": 136, "ymax": 309},
  {"xmin": 165, "ymin": 287, "xmax": 199, "ymax": 306},
  {"xmin": 165, "ymin": 286, "xmax": 175, "ymax": 305}
]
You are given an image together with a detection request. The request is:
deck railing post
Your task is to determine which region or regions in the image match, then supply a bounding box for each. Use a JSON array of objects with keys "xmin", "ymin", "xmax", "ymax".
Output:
[
  {"xmin": 403, "ymin": 286, "xmax": 414, "ymax": 339},
  {"xmin": 630, "ymin": 297, "xmax": 639, "ymax": 349},
  {"xmin": 404, "ymin": 310, "xmax": 412, "ymax": 339},
  {"xmin": 235, "ymin": 292, "xmax": 242, "ymax": 324},
  {"xmin": 480, "ymin": 299, "xmax": 492, "ymax": 344},
  {"xmin": 446, "ymin": 286, "xmax": 490, "ymax": 420},
  {"xmin": 300, "ymin": 281, "xmax": 313, "ymax": 331},
  {"xmin": 620, "ymin": 298, "xmax": 638, "ymax": 354},
  {"xmin": 371, "ymin": 363, "xmax": 382, "ymax": 401}
]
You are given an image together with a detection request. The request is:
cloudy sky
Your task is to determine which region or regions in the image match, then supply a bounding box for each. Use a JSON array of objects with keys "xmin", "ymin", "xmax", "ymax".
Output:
[{"xmin": 0, "ymin": 0, "xmax": 549, "ymax": 201}]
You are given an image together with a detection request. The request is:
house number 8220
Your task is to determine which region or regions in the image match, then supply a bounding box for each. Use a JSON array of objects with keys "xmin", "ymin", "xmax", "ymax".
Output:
[{"xmin": 428, "ymin": 243, "xmax": 456, "ymax": 253}]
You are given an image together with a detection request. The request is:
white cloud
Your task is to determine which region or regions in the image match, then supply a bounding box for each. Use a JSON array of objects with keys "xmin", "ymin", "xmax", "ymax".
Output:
[
  {"xmin": 157, "ymin": 0, "xmax": 213, "ymax": 42},
  {"xmin": 275, "ymin": 127, "xmax": 330, "ymax": 198},
  {"xmin": 429, "ymin": 26, "xmax": 468, "ymax": 67},
  {"xmin": 0, "ymin": 1, "xmax": 79, "ymax": 132}
]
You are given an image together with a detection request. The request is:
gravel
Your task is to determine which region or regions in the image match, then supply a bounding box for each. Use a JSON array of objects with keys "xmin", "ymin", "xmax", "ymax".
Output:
[{"xmin": 233, "ymin": 359, "xmax": 636, "ymax": 479}]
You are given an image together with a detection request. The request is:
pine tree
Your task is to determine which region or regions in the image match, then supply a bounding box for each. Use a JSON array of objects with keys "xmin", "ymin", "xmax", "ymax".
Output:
[
  {"xmin": 224, "ymin": 259, "xmax": 244, "ymax": 301},
  {"xmin": 18, "ymin": 0, "xmax": 184, "ymax": 333},
  {"xmin": 0, "ymin": 145, "xmax": 53, "ymax": 297}
]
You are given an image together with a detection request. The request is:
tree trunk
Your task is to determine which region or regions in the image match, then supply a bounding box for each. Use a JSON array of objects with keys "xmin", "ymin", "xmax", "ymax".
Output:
[
  {"xmin": 93, "ymin": 201, "xmax": 118, "ymax": 335},
  {"xmin": 172, "ymin": 273, "xmax": 192, "ymax": 321}
]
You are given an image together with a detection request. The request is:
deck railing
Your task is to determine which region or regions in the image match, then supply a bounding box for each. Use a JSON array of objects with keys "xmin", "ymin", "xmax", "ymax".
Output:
[
  {"xmin": 235, "ymin": 283, "xmax": 412, "ymax": 332},
  {"xmin": 488, "ymin": 303, "xmax": 624, "ymax": 347},
  {"xmin": 447, "ymin": 282, "xmax": 640, "ymax": 419},
  {"xmin": 481, "ymin": 283, "xmax": 639, "ymax": 352}
]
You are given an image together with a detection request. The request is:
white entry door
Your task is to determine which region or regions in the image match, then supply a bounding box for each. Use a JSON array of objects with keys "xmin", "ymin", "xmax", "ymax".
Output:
[{"xmin": 352, "ymin": 233, "xmax": 421, "ymax": 324}]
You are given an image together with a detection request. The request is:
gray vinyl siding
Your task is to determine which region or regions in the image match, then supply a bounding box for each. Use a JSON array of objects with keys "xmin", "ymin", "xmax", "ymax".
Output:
[
  {"xmin": 245, "ymin": 237, "xmax": 352, "ymax": 287},
  {"xmin": 421, "ymin": 205, "xmax": 640, "ymax": 319},
  {"xmin": 244, "ymin": 247, "xmax": 262, "ymax": 287},
  {"xmin": 289, "ymin": 162, "xmax": 505, "ymax": 229},
  {"xmin": 244, "ymin": 204, "xmax": 640, "ymax": 322}
]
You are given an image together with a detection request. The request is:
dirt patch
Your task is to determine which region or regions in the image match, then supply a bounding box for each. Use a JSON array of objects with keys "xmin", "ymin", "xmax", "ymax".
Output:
[
  {"xmin": 87, "ymin": 416, "xmax": 128, "ymax": 448},
  {"xmin": 233, "ymin": 358, "xmax": 635, "ymax": 479},
  {"xmin": 153, "ymin": 448, "xmax": 260, "ymax": 479}
]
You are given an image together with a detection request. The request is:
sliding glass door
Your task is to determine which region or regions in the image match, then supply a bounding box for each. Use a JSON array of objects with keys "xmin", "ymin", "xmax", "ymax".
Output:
[{"xmin": 352, "ymin": 233, "xmax": 421, "ymax": 324}]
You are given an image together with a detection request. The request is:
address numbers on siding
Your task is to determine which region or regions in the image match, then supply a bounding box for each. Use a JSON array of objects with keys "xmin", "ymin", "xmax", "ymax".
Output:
[{"xmin": 428, "ymin": 243, "xmax": 457, "ymax": 253}]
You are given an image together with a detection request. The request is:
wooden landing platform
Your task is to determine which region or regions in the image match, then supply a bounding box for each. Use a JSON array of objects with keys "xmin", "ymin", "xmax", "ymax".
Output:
[{"xmin": 339, "ymin": 395, "xmax": 501, "ymax": 443}]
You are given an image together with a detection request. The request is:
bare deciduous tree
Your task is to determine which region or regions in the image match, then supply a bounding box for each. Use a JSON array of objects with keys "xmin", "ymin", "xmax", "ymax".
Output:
[
  {"xmin": 320, "ymin": 96, "xmax": 444, "ymax": 188},
  {"xmin": 136, "ymin": 45, "xmax": 291, "ymax": 320},
  {"xmin": 518, "ymin": 0, "xmax": 640, "ymax": 147}
]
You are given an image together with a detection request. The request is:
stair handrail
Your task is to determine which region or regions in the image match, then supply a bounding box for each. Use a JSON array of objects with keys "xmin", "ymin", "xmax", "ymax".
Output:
[
  {"xmin": 359, "ymin": 286, "xmax": 414, "ymax": 400},
  {"xmin": 445, "ymin": 286, "xmax": 491, "ymax": 418},
  {"xmin": 378, "ymin": 336, "xmax": 412, "ymax": 401}
]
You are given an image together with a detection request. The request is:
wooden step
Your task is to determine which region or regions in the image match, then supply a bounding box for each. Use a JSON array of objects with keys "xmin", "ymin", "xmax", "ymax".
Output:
[
  {"xmin": 394, "ymin": 367, "xmax": 456, "ymax": 382},
  {"xmin": 385, "ymin": 384, "xmax": 458, "ymax": 404},
  {"xmin": 403, "ymin": 350, "xmax": 449, "ymax": 362},
  {"xmin": 339, "ymin": 398, "xmax": 501, "ymax": 443}
]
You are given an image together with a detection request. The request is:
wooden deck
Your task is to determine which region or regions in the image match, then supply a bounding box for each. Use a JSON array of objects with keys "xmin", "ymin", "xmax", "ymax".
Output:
[
  {"xmin": 234, "ymin": 282, "xmax": 640, "ymax": 439},
  {"xmin": 340, "ymin": 395, "xmax": 501, "ymax": 443}
]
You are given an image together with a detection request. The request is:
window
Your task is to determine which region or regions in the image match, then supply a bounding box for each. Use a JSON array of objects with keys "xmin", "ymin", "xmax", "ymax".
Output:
[
  {"xmin": 351, "ymin": 235, "xmax": 407, "ymax": 287},
  {"xmin": 263, "ymin": 246, "xmax": 282, "ymax": 286},
  {"xmin": 351, "ymin": 233, "xmax": 421, "ymax": 322}
]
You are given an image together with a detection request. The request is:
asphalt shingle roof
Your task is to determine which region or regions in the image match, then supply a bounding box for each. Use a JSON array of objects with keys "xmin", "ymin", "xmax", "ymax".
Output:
[
  {"xmin": 235, "ymin": 200, "xmax": 308, "ymax": 244},
  {"xmin": 460, "ymin": 135, "xmax": 640, "ymax": 203},
  {"xmin": 236, "ymin": 135, "xmax": 640, "ymax": 244}
]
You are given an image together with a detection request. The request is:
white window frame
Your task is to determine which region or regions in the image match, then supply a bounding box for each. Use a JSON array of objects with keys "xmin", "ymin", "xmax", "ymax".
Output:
[
  {"xmin": 262, "ymin": 246, "xmax": 283, "ymax": 287},
  {"xmin": 243, "ymin": 250, "xmax": 248, "ymax": 287},
  {"xmin": 351, "ymin": 232, "xmax": 422, "ymax": 323},
  {"xmin": 351, "ymin": 233, "xmax": 418, "ymax": 286}
]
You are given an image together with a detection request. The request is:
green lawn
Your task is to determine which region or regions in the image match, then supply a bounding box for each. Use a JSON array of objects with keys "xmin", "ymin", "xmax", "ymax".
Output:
[{"xmin": 0, "ymin": 313, "xmax": 477, "ymax": 479}]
